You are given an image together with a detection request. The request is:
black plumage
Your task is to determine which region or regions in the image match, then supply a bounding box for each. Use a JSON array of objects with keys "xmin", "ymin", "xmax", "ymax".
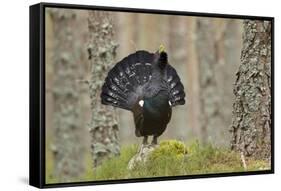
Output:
[{"xmin": 101, "ymin": 47, "xmax": 186, "ymax": 144}]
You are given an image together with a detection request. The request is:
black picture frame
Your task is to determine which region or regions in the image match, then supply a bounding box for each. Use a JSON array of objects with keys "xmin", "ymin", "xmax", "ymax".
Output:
[{"xmin": 29, "ymin": 2, "xmax": 275, "ymax": 189}]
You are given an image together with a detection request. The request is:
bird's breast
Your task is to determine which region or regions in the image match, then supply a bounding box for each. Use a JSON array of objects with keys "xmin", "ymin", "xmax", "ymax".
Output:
[{"xmin": 143, "ymin": 91, "xmax": 170, "ymax": 120}]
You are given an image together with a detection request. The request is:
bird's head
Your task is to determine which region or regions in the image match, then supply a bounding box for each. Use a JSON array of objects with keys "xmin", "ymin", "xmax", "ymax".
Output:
[{"xmin": 155, "ymin": 44, "xmax": 168, "ymax": 70}]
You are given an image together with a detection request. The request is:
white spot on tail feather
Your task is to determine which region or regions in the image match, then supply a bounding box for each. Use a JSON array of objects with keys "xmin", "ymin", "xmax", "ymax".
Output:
[
  {"xmin": 139, "ymin": 100, "xmax": 144, "ymax": 107},
  {"xmin": 168, "ymin": 101, "xmax": 172, "ymax": 106}
]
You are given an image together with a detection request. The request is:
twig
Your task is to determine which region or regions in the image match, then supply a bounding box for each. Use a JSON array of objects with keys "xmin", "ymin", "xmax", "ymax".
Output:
[{"xmin": 240, "ymin": 151, "xmax": 247, "ymax": 170}]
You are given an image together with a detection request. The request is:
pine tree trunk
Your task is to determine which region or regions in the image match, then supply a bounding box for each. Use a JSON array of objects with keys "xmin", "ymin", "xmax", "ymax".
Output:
[
  {"xmin": 186, "ymin": 17, "xmax": 201, "ymax": 138},
  {"xmin": 230, "ymin": 20, "xmax": 271, "ymax": 160},
  {"xmin": 196, "ymin": 19, "xmax": 224, "ymax": 144},
  {"xmin": 87, "ymin": 11, "xmax": 120, "ymax": 168},
  {"xmin": 50, "ymin": 9, "xmax": 84, "ymax": 182},
  {"xmin": 194, "ymin": 19, "xmax": 242, "ymax": 145}
]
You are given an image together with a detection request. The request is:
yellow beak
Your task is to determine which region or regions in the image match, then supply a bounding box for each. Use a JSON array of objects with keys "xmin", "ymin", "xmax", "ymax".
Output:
[{"xmin": 159, "ymin": 44, "xmax": 165, "ymax": 53}]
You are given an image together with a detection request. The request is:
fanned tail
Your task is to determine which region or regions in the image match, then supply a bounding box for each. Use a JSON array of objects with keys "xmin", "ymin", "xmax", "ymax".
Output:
[{"xmin": 101, "ymin": 51, "xmax": 154, "ymax": 111}]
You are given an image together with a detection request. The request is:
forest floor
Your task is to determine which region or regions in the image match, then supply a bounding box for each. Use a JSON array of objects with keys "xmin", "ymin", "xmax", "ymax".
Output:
[{"xmin": 46, "ymin": 140, "xmax": 270, "ymax": 184}]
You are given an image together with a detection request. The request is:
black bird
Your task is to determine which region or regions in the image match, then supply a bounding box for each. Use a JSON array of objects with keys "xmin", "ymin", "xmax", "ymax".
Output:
[{"xmin": 101, "ymin": 45, "xmax": 186, "ymax": 145}]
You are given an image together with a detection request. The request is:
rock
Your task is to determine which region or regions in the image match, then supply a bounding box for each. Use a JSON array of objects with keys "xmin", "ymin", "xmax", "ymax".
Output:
[
  {"xmin": 127, "ymin": 140, "xmax": 188, "ymax": 170},
  {"xmin": 127, "ymin": 144, "xmax": 159, "ymax": 170}
]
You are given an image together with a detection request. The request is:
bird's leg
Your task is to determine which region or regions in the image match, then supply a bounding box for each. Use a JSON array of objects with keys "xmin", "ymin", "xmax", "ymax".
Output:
[
  {"xmin": 142, "ymin": 136, "xmax": 148, "ymax": 145},
  {"xmin": 151, "ymin": 136, "xmax": 158, "ymax": 145}
]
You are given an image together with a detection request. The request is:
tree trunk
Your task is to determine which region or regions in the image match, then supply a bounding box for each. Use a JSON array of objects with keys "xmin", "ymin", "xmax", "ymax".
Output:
[
  {"xmin": 195, "ymin": 19, "xmax": 224, "ymax": 144},
  {"xmin": 186, "ymin": 17, "xmax": 201, "ymax": 139},
  {"xmin": 230, "ymin": 20, "xmax": 271, "ymax": 160},
  {"xmin": 87, "ymin": 11, "xmax": 120, "ymax": 168},
  {"xmin": 50, "ymin": 9, "xmax": 85, "ymax": 182}
]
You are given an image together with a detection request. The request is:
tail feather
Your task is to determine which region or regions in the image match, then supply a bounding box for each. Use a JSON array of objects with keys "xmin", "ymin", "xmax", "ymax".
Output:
[
  {"xmin": 165, "ymin": 65, "xmax": 186, "ymax": 107},
  {"xmin": 102, "ymin": 83, "xmax": 127, "ymax": 102},
  {"xmin": 135, "ymin": 51, "xmax": 151, "ymax": 85},
  {"xmin": 101, "ymin": 93, "xmax": 130, "ymax": 110},
  {"xmin": 101, "ymin": 50, "xmax": 154, "ymax": 111}
]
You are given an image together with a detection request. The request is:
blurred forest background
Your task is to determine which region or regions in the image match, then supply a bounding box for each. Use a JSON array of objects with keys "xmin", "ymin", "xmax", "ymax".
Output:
[{"xmin": 45, "ymin": 8, "xmax": 271, "ymax": 183}]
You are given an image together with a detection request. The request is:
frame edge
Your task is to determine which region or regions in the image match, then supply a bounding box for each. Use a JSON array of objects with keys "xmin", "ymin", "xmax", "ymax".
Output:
[{"xmin": 29, "ymin": 3, "xmax": 44, "ymax": 188}]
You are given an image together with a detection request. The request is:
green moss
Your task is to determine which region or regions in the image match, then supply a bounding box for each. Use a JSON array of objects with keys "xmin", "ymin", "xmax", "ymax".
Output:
[{"xmin": 150, "ymin": 140, "xmax": 188, "ymax": 161}]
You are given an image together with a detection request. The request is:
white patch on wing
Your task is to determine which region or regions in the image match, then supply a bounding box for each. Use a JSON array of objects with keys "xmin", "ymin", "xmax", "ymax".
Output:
[
  {"xmin": 168, "ymin": 101, "xmax": 172, "ymax": 106},
  {"xmin": 139, "ymin": 100, "xmax": 144, "ymax": 107}
]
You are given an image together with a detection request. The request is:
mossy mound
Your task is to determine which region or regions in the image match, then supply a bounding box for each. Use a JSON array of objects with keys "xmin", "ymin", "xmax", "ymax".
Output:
[
  {"xmin": 88, "ymin": 140, "xmax": 269, "ymax": 180},
  {"xmin": 47, "ymin": 140, "xmax": 270, "ymax": 183},
  {"xmin": 127, "ymin": 140, "xmax": 188, "ymax": 171}
]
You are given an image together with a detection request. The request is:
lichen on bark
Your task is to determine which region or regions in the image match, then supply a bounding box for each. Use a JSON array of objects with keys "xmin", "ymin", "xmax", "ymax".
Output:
[
  {"xmin": 50, "ymin": 8, "xmax": 85, "ymax": 182},
  {"xmin": 230, "ymin": 20, "xmax": 271, "ymax": 160},
  {"xmin": 87, "ymin": 11, "xmax": 120, "ymax": 168}
]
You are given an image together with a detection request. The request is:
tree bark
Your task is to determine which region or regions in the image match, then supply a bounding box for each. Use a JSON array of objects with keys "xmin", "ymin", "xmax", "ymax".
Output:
[
  {"xmin": 87, "ymin": 11, "xmax": 120, "ymax": 168},
  {"xmin": 50, "ymin": 9, "xmax": 85, "ymax": 182},
  {"xmin": 230, "ymin": 20, "xmax": 271, "ymax": 160}
]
